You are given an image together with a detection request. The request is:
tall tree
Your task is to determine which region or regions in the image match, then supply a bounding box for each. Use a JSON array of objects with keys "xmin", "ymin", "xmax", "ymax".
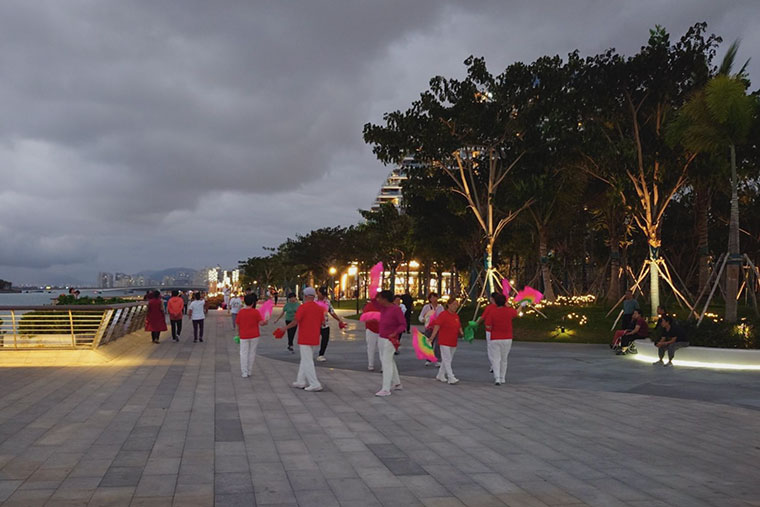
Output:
[
  {"xmin": 364, "ymin": 56, "xmax": 533, "ymax": 297},
  {"xmin": 580, "ymin": 24, "xmax": 719, "ymax": 316},
  {"xmin": 668, "ymin": 40, "xmax": 756, "ymax": 322}
]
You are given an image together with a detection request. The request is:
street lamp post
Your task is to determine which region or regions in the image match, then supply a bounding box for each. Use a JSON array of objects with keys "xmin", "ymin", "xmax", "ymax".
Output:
[{"xmin": 329, "ymin": 267, "xmax": 337, "ymax": 300}]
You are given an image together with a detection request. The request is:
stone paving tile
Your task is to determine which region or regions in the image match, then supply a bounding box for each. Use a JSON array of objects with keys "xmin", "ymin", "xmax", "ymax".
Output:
[{"xmin": 0, "ymin": 313, "xmax": 758, "ymax": 506}]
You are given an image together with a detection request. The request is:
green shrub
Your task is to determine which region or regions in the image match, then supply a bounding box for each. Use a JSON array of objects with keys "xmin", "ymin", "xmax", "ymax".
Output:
[
  {"xmin": 680, "ymin": 317, "xmax": 758, "ymax": 349},
  {"xmin": 56, "ymin": 295, "xmax": 129, "ymax": 305}
]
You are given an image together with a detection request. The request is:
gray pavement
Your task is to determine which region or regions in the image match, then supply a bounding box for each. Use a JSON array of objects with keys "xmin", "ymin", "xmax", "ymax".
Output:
[
  {"xmin": 262, "ymin": 312, "xmax": 760, "ymax": 412},
  {"xmin": 0, "ymin": 311, "xmax": 758, "ymax": 506}
]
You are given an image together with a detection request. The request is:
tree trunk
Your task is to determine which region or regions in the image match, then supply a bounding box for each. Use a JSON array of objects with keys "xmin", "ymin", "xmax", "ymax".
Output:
[
  {"xmin": 485, "ymin": 241, "xmax": 495, "ymax": 295},
  {"xmin": 405, "ymin": 264, "xmax": 410, "ymax": 293},
  {"xmin": 390, "ymin": 265, "xmax": 397, "ymax": 294},
  {"xmin": 649, "ymin": 243, "xmax": 660, "ymax": 319},
  {"xmin": 695, "ymin": 184, "xmax": 711, "ymax": 295},
  {"xmin": 607, "ymin": 246, "xmax": 621, "ymax": 304},
  {"xmin": 726, "ymin": 144, "xmax": 740, "ymax": 323},
  {"xmin": 538, "ymin": 227, "xmax": 556, "ymax": 301}
]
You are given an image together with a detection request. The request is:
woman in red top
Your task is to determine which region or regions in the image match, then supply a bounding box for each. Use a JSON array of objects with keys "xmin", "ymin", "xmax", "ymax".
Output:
[
  {"xmin": 484, "ymin": 293, "xmax": 518, "ymax": 385},
  {"xmin": 236, "ymin": 294, "xmax": 268, "ymax": 378},
  {"xmin": 429, "ymin": 299, "xmax": 463, "ymax": 384},
  {"xmin": 280, "ymin": 287, "xmax": 325, "ymax": 392},
  {"xmin": 477, "ymin": 292, "xmax": 499, "ymax": 374},
  {"xmin": 145, "ymin": 291, "xmax": 167, "ymax": 344}
]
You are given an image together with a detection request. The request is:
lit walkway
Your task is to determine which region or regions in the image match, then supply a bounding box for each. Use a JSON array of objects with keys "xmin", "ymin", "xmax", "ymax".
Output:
[{"xmin": 0, "ymin": 311, "xmax": 758, "ymax": 506}]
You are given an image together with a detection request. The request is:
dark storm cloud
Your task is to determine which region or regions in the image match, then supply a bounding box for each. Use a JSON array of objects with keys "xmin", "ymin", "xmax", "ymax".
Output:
[{"xmin": 0, "ymin": 1, "xmax": 758, "ymax": 284}]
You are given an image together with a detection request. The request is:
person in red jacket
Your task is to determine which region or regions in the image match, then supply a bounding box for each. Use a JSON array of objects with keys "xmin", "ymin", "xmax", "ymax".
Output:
[
  {"xmin": 429, "ymin": 298, "xmax": 463, "ymax": 384},
  {"xmin": 166, "ymin": 290, "xmax": 184, "ymax": 342},
  {"xmin": 484, "ymin": 293, "xmax": 518, "ymax": 385},
  {"xmin": 362, "ymin": 298, "xmax": 381, "ymax": 371},
  {"xmin": 145, "ymin": 290, "xmax": 167, "ymax": 344},
  {"xmin": 280, "ymin": 287, "xmax": 325, "ymax": 392},
  {"xmin": 236, "ymin": 294, "xmax": 268, "ymax": 378}
]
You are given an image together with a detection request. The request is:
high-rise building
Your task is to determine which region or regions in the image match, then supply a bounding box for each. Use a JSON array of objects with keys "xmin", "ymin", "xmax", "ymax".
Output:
[
  {"xmin": 113, "ymin": 273, "xmax": 132, "ymax": 288},
  {"xmin": 97, "ymin": 272, "xmax": 114, "ymax": 288},
  {"xmin": 372, "ymin": 156, "xmax": 417, "ymax": 210}
]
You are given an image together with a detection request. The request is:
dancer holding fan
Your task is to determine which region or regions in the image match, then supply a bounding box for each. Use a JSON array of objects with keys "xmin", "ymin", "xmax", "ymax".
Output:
[
  {"xmin": 361, "ymin": 298, "xmax": 382, "ymax": 371},
  {"xmin": 419, "ymin": 292, "xmax": 444, "ymax": 367},
  {"xmin": 428, "ymin": 298, "xmax": 463, "ymax": 384},
  {"xmin": 374, "ymin": 290, "xmax": 406, "ymax": 397},
  {"xmin": 484, "ymin": 293, "xmax": 518, "ymax": 385}
]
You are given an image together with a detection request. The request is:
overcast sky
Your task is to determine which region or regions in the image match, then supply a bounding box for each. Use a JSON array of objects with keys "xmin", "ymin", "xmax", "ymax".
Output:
[{"xmin": 1, "ymin": 1, "xmax": 758, "ymax": 285}]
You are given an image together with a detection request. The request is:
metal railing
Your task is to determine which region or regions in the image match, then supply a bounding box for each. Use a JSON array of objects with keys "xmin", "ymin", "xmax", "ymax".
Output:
[{"xmin": 0, "ymin": 302, "xmax": 148, "ymax": 350}]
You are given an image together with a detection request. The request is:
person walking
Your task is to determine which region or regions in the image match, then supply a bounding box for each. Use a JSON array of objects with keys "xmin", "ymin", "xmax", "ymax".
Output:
[
  {"xmin": 188, "ymin": 292, "xmax": 207, "ymax": 343},
  {"xmin": 229, "ymin": 292, "xmax": 243, "ymax": 329},
  {"xmin": 429, "ymin": 298, "xmax": 463, "ymax": 384},
  {"xmin": 279, "ymin": 287, "xmax": 324, "ymax": 392},
  {"xmin": 362, "ymin": 297, "xmax": 382, "ymax": 371},
  {"xmin": 375, "ymin": 290, "xmax": 406, "ymax": 397},
  {"xmin": 316, "ymin": 286, "xmax": 344, "ymax": 362},
  {"xmin": 145, "ymin": 290, "xmax": 167, "ymax": 344},
  {"xmin": 167, "ymin": 290, "xmax": 185, "ymax": 342},
  {"xmin": 419, "ymin": 292, "xmax": 444, "ymax": 366},
  {"xmin": 223, "ymin": 287, "xmax": 231, "ymax": 309},
  {"xmin": 273, "ymin": 293, "xmax": 300, "ymax": 353},
  {"xmin": 237, "ymin": 294, "xmax": 268, "ymax": 378},
  {"xmin": 484, "ymin": 293, "xmax": 518, "ymax": 385},
  {"xmin": 401, "ymin": 292, "xmax": 413, "ymax": 333}
]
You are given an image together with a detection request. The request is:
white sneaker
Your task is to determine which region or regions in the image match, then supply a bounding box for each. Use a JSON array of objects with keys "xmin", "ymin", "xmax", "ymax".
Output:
[
  {"xmin": 304, "ymin": 385, "xmax": 323, "ymax": 392},
  {"xmin": 434, "ymin": 362, "xmax": 441, "ymax": 368},
  {"xmin": 241, "ymin": 373, "xmax": 249, "ymax": 378},
  {"xmin": 448, "ymin": 377, "xmax": 460, "ymax": 385},
  {"xmin": 291, "ymin": 382, "xmax": 306, "ymax": 389},
  {"xmin": 392, "ymin": 384, "xmax": 403, "ymax": 391},
  {"xmin": 317, "ymin": 356, "xmax": 327, "ymax": 362},
  {"xmin": 375, "ymin": 390, "xmax": 391, "ymax": 397},
  {"xmin": 424, "ymin": 361, "xmax": 431, "ymax": 366},
  {"xmin": 652, "ymin": 359, "xmax": 664, "ymax": 366},
  {"xmin": 436, "ymin": 376, "xmax": 447, "ymax": 383},
  {"xmin": 368, "ymin": 366, "xmax": 375, "ymax": 371}
]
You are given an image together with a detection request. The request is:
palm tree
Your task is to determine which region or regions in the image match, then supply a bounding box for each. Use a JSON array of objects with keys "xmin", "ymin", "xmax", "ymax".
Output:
[{"xmin": 670, "ymin": 41, "xmax": 756, "ymax": 322}]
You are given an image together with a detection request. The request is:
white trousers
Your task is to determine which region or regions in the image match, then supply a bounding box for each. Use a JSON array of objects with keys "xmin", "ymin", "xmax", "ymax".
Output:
[
  {"xmin": 239, "ymin": 338, "xmax": 259, "ymax": 376},
  {"xmin": 485, "ymin": 331, "xmax": 493, "ymax": 369},
  {"xmin": 296, "ymin": 345, "xmax": 321, "ymax": 388},
  {"xmin": 490, "ymin": 339, "xmax": 512, "ymax": 382},
  {"xmin": 437, "ymin": 345, "xmax": 457, "ymax": 381},
  {"xmin": 365, "ymin": 329, "xmax": 379, "ymax": 369},
  {"xmin": 378, "ymin": 338, "xmax": 400, "ymax": 391}
]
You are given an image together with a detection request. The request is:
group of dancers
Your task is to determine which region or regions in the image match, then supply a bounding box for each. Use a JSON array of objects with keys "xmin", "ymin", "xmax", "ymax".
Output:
[{"xmin": 233, "ymin": 287, "xmax": 519, "ymax": 397}]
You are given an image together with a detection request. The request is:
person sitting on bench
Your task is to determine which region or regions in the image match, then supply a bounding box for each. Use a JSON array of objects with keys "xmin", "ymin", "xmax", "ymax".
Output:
[
  {"xmin": 616, "ymin": 309, "xmax": 649, "ymax": 355},
  {"xmin": 652, "ymin": 315, "xmax": 689, "ymax": 367}
]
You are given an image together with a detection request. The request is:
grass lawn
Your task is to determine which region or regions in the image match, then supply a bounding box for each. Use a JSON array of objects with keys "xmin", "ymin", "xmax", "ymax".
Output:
[{"xmin": 339, "ymin": 297, "xmax": 758, "ymax": 347}]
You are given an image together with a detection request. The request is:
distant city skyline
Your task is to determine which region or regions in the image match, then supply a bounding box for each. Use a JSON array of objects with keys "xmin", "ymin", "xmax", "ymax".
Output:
[{"xmin": 1, "ymin": 2, "xmax": 758, "ymax": 286}]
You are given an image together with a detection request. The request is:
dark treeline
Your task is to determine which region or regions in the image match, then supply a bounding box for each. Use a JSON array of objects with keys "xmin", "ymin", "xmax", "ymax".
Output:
[{"xmin": 242, "ymin": 23, "xmax": 759, "ymax": 323}]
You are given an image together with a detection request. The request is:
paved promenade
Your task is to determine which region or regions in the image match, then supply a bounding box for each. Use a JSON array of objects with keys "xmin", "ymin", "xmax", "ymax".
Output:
[{"xmin": 0, "ymin": 311, "xmax": 758, "ymax": 506}]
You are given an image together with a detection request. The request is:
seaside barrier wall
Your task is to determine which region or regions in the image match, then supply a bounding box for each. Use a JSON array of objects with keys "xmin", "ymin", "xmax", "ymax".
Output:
[{"xmin": 0, "ymin": 302, "xmax": 148, "ymax": 350}]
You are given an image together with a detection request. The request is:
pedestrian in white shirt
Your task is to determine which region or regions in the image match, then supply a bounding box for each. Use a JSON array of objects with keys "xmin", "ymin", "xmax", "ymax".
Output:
[
  {"xmin": 229, "ymin": 293, "xmax": 244, "ymax": 328},
  {"xmin": 418, "ymin": 292, "xmax": 444, "ymax": 366}
]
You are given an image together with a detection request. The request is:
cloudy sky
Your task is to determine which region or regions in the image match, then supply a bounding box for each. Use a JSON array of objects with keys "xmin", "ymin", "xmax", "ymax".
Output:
[{"xmin": 1, "ymin": 1, "xmax": 758, "ymax": 286}]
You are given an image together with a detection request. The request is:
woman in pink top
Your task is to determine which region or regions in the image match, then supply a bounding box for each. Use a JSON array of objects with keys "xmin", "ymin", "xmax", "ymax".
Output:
[{"xmin": 375, "ymin": 290, "xmax": 407, "ymax": 397}]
